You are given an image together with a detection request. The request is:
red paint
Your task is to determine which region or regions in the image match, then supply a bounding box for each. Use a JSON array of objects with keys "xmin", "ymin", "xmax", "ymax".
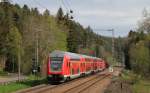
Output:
[{"xmin": 47, "ymin": 51, "xmax": 109, "ymax": 80}]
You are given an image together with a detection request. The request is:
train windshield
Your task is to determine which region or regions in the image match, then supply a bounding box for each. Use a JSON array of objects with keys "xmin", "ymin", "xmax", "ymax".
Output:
[{"xmin": 50, "ymin": 57, "xmax": 63, "ymax": 71}]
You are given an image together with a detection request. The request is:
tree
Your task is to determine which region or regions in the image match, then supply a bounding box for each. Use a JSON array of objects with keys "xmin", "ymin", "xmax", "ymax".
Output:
[
  {"xmin": 0, "ymin": 3, "xmax": 112, "ymax": 75},
  {"xmin": 5, "ymin": 26, "xmax": 23, "ymax": 72},
  {"xmin": 33, "ymin": 8, "xmax": 39, "ymax": 15},
  {"xmin": 43, "ymin": 9, "xmax": 50, "ymax": 17},
  {"xmin": 56, "ymin": 7, "xmax": 64, "ymax": 22},
  {"xmin": 123, "ymin": 13, "xmax": 150, "ymax": 77},
  {"xmin": 129, "ymin": 41, "xmax": 150, "ymax": 77},
  {"xmin": 142, "ymin": 8, "xmax": 148, "ymax": 17}
]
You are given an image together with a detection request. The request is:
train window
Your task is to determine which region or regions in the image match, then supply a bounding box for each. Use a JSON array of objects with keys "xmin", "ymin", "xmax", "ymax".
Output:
[
  {"xmin": 69, "ymin": 62, "xmax": 70, "ymax": 67},
  {"xmin": 72, "ymin": 69, "xmax": 74, "ymax": 74},
  {"xmin": 50, "ymin": 57, "xmax": 63, "ymax": 71},
  {"xmin": 83, "ymin": 63, "xmax": 85, "ymax": 66},
  {"xmin": 67, "ymin": 62, "xmax": 70, "ymax": 68},
  {"xmin": 82, "ymin": 63, "xmax": 84, "ymax": 67},
  {"xmin": 50, "ymin": 57, "xmax": 63, "ymax": 61},
  {"xmin": 77, "ymin": 68, "xmax": 80, "ymax": 73},
  {"xmin": 70, "ymin": 58, "xmax": 80, "ymax": 61},
  {"xmin": 67, "ymin": 62, "xmax": 69, "ymax": 67}
]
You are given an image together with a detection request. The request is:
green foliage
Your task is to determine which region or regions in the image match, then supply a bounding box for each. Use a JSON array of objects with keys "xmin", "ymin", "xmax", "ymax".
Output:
[
  {"xmin": 121, "ymin": 70, "xmax": 150, "ymax": 93},
  {"xmin": 129, "ymin": 41, "xmax": 150, "ymax": 77},
  {"xmin": 56, "ymin": 7, "xmax": 64, "ymax": 22},
  {"xmin": 66, "ymin": 21, "xmax": 104, "ymax": 57},
  {"xmin": 0, "ymin": 70, "xmax": 8, "ymax": 76},
  {"xmin": 0, "ymin": 3, "xmax": 67, "ymax": 74},
  {"xmin": 122, "ymin": 70, "xmax": 140, "ymax": 84},
  {"xmin": 124, "ymin": 13, "xmax": 150, "ymax": 78},
  {"xmin": 7, "ymin": 26, "xmax": 22, "ymax": 57},
  {"xmin": 5, "ymin": 26, "xmax": 23, "ymax": 72},
  {"xmin": 0, "ymin": 76, "xmax": 46, "ymax": 93},
  {"xmin": 0, "ymin": 3, "xmax": 114, "ymax": 75},
  {"xmin": 133, "ymin": 79, "xmax": 150, "ymax": 93},
  {"xmin": 0, "ymin": 83, "xmax": 29, "ymax": 93}
]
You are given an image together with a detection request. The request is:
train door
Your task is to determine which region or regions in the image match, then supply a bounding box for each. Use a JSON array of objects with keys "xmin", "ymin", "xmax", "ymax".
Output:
[
  {"xmin": 80, "ymin": 57, "xmax": 84, "ymax": 74},
  {"xmin": 83, "ymin": 58, "xmax": 86, "ymax": 73},
  {"xmin": 70, "ymin": 60, "xmax": 76, "ymax": 75},
  {"xmin": 66, "ymin": 56, "xmax": 71, "ymax": 76},
  {"xmin": 62, "ymin": 56, "xmax": 69, "ymax": 76},
  {"xmin": 70, "ymin": 61, "xmax": 73, "ymax": 75}
]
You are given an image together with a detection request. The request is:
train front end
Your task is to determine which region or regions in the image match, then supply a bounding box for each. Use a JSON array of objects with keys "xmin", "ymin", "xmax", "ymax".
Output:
[{"xmin": 47, "ymin": 51, "xmax": 64, "ymax": 82}]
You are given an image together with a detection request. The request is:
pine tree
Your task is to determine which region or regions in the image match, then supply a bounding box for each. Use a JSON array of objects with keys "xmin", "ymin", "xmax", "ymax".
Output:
[
  {"xmin": 56, "ymin": 7, "xmax": 64, "ymax": 22},
  {"xmin": 43, "ymin": 9, "xmax": 50, "ymax": 17},
  {"xmin": 5, "ymin": 26, "xmax": 23, "ymax": 72}
]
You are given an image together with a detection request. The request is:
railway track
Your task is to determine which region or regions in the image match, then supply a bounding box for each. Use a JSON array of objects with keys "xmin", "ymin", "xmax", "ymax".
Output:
[
  {"xmin": 35, "ymin": 73, "xmax": 106, "ymax": 93},
  {"xmin": 78, "ymin": 74, "xmax": 111, "ymax": 93},
  {"xmin": 15, "ymin": 84, "xmax": 56, "ymax": 93},
  {"xmin": 62, "ymin": 74, "xmax": 111, "ymax": 93},
  {"xmin": 15, "ymin": 69, "xmax": 113, "ymax": 93},
  {"xmin": 16, "ymin": 71, "xmax": 106, "ymax": 93},
  {"xmin": 41, "ymin": 73, "xmax": 111, "ymax": 93}
]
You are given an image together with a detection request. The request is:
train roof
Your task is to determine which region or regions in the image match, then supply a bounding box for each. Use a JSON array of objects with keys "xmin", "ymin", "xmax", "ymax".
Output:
[
  {"xmin": 50, "ymin": 50, "xmax": 81, "ymax": 59},
  {"xmin": 50, "ymin": 50, "xmax": 102, "ymax": 60}
]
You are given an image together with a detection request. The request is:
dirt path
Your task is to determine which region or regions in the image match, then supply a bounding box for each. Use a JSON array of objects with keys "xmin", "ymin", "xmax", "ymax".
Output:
[
  {"xmin": 104, "ymin": 67, "xmax": 133, "ymax": 93},
  {"xmin": 0, "ymin": 74, "xmax": 27, "ymax": 85},
  {"xmin": 104, "ymin": 78, "xmax": 133, "ymax": 93}
]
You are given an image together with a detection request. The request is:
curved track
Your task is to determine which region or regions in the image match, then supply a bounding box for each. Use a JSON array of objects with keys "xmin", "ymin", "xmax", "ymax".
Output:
[
  {"xmin": 16, "ymin": 71, "xmax": 106, "ymax": 93},
  {"xmin": 62, "ymin": 74, "xmax": 111, "ymax": 93},
  {"xmin": 42, "ymin": 71, "xmax": 111, "ymax": 93},
  {"xmin": 16, "ymin": 69, "xmax": 118, "ymax": 93},
  {"xmin": 35, "ymin": 73, "xmax": 106, "ymax": 93}
]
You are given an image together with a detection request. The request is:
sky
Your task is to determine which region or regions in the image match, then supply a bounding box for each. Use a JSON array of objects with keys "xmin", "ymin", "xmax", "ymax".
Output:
[{"xmin": 11, "ymin": 0, "xmax": 150, "ymax": 37}]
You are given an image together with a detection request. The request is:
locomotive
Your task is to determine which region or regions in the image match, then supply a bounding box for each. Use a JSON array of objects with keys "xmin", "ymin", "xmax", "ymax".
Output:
[{"xmin": 47, "ymin": 50, "xmax": 108, "ymax": 82}]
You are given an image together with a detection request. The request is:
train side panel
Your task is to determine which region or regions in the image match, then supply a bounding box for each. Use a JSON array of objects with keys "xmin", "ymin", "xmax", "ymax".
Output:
[
  {"xmin": 69, "ymin": 58, "xmax": 81, "ymax": 79},
  {"xmin": 62, "ymin": 55, "xmax": 70, "ymax": 80},
  {"xmin": 47, "ymin": 50, "xmax": 109, "ymax": 83}
]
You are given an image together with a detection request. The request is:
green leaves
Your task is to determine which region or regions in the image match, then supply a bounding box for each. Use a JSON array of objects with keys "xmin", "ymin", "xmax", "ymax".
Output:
[
  {"xmin": 124, "ymin": 14, "xmax": 150, "ymax": 77},
  {"xmin": 0, "ymin": 3, "xmax": 113, "ymax": 75},
  {"xmin": 129, "ymin": 41, "xmax": 150, "ymax": 77},
  {"xmin": 56, "ymin": 7, "xmax": 64, "ymax": 22},
  {"xmin": 7, "ymin": 26, "xmax": 22, "ymax": 57}
]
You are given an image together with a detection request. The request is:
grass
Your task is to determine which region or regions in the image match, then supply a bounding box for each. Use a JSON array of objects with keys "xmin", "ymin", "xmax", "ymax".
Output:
[
  {"xmin": 0, "ymin": 70, "xmax": 8, "ymax": 76},
  {"xmin": 133, "ymin": 79, "xmax": 150, "ymax": 93},
  {"xmin": 121, "ymin": 70, "xmax": 150, "ymax": 93},
  {"xmin": 0, "ymin": 82, "xmax": 29, "ymax": 93},
  {"xmin": 0, "ymin": 75, "xmax": 47, "ymax": 93}
]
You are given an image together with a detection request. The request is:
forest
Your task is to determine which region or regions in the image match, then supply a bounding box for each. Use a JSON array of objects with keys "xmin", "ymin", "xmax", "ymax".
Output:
[
  {"xmin": 0, "ymin": 2, "xmax": 114, "ymax": 75},
  {"xmin": 124, "ymin": 13, "xmax": 150, "ymax": 78},
  {"xmin": 0, "ymin": 2, "xmax": 149, "ymax": 79},
  {"xmin": 0, "ymin": 1, "xmax": 150, "ymax": 93}
]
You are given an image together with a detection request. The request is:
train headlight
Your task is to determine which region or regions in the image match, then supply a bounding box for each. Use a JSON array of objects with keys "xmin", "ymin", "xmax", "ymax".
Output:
[{"xmin": 48, "ymin": 75, "xmax": 52, "ymax": 77}]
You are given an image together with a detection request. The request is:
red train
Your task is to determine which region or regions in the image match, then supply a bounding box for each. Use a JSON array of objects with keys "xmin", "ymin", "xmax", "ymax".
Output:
[{"xmin": 47, "ymin": 50, "xmax": 108, "ymax": 82}]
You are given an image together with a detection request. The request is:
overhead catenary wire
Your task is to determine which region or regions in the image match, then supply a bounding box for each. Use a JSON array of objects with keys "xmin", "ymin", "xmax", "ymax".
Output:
[
  {"xmin": 65, "ymin": 0, "xmax": 72, "ymax": 10},
  {"xmin": 60, "ymin": 0, "xmax": 70, "ymax": 12},
  {"xmin": 33, "ymin": 0, "xmax": 48, "ymax": 10},
  {"xmin": 14, "ymin": 0, "xmax": 73, "ymax": 14},
  {"xmin": 65, "ymin": 0, "xmax": 74, "ymax": 14},
  {"xmin": 16, "ymin": 0, "xmax": 50, "ymax": 13},
  {"xmin": 14, "ymin": 0, "xmax": 75, "ymax": 19},
  {"xmin": 17, "ymin": 0, "xmax": 33, "ymax": 8},
  {"xmin": 60, "ymin": 0, "xmax": 75, "ymax": 20},
  {"xmin": 9, "ymin": 0, "xmax": 21, "ymax": 4}
]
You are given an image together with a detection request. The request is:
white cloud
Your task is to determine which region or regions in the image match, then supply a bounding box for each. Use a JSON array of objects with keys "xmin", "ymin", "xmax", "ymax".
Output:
[
  {"xmin": 12, "ymin": 0, "xmax": 150, "ymax": 36},
  {"xmin": 78, "ymin": 9, "xmax": 139, "ymax": 18}
]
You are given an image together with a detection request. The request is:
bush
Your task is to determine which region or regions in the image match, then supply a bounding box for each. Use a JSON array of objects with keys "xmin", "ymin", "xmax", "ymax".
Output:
[
  {"xmin": 129, "ymin": 41, "xmax": 150, "ymax": 77},
  {"xmin": 0, "ymin": 70, "xmax": 8, "ymax": 76}
]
